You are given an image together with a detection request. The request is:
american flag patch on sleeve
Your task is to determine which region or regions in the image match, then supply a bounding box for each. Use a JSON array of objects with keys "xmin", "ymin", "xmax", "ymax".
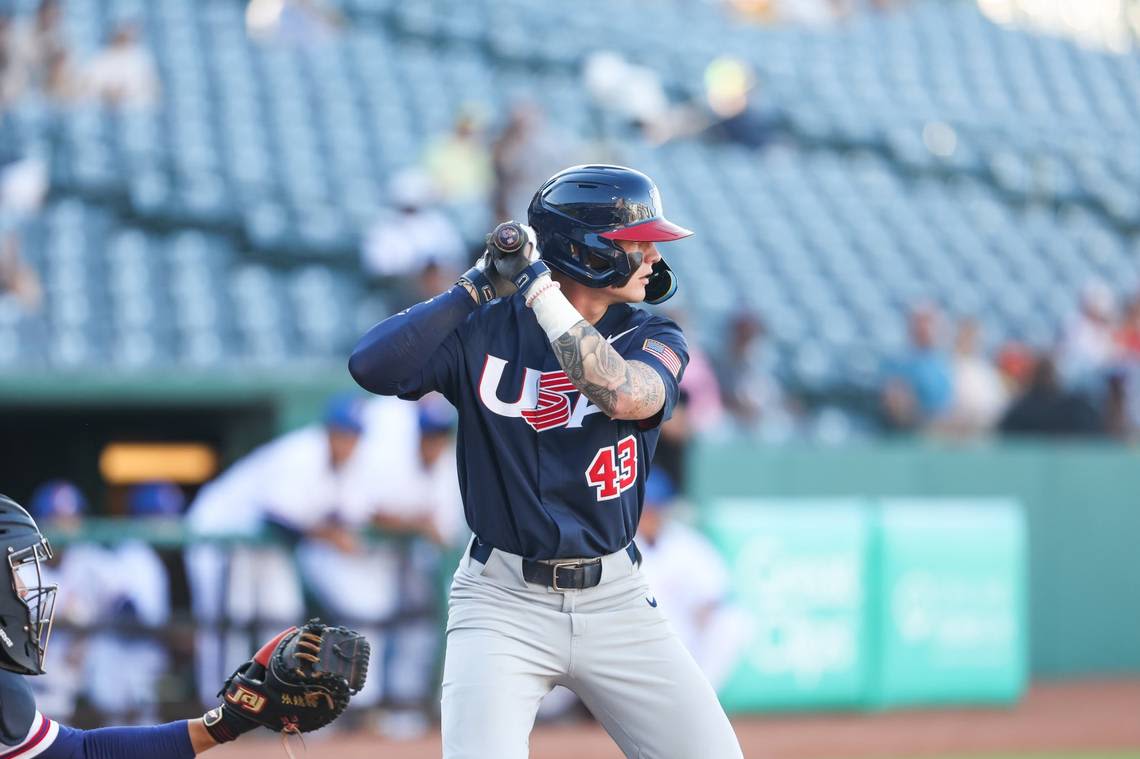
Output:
[{"xmin": 642, "ymin": 339, "xmax": 682, "ymax": 378}]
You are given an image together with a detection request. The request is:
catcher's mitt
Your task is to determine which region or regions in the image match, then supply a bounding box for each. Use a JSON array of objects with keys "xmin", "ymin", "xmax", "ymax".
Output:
[{"xmin": 211, "ymin": 619, "xmax": 369, "ymax": 737}]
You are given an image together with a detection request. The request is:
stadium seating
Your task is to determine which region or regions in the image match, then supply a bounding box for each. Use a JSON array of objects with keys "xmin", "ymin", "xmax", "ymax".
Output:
[{"xmin": 1, "ymin": 0, "xmax": 1137, "ymax": 394}]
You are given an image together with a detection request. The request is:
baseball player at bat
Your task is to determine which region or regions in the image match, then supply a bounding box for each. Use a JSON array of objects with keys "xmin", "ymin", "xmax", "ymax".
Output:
[
  {"xmin": 350, "ymin": 165, "xmax": 742, "ymax": 758},
  {"xmin": 0, "ymin": 493, "xmax": 369, "ymax": 759}
]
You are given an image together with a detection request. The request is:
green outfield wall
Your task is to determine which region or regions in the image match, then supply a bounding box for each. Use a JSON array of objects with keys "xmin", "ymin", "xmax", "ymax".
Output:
[{"xmin": 690, "ymin": 440, "xmax": 1140, "ymax": 678}]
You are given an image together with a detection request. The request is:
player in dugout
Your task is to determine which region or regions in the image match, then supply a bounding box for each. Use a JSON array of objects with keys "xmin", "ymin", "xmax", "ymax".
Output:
[{"xmin": 0, "ymin": 493, "xmax": 369, "ymax": 758}]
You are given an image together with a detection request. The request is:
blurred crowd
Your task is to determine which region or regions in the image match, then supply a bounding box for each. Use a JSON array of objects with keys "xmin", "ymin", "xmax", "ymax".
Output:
[
  {"xmin": 878, "ymin": 282, "xmax": 1140, "ymax": 441},
  {"xmin": 0, "ymin": 0, "xmax": 159, "ymax": 316},
  {"xmin": 5, "ymin": 0, "xmax": 1139, "ymax": 448},
  {"xmin": 0, "ymin": 1, "xmax": 159, "ymax": 111}
]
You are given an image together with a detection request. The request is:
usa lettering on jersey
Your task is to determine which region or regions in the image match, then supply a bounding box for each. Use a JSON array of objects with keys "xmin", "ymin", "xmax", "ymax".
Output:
[{"xmin": 479, "ymin": 355, "xmax": 603, "ymax": 431}]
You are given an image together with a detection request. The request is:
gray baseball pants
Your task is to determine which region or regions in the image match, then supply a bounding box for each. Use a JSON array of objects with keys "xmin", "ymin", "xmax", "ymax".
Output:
[{"xmin": 440, "ymin": 539, "xmax": 744, "ymax": 759}]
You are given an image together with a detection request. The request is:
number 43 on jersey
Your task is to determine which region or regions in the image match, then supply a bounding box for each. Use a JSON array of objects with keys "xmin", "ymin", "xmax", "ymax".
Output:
[{"xmin": 585, "ymin": 434, "xmax": 638, "ymax": 501}]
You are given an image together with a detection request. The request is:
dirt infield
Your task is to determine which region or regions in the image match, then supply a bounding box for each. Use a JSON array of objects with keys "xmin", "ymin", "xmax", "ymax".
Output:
[{"xmin": 211, "ymin": 680, "xmax": 1140, "ymax": 759}]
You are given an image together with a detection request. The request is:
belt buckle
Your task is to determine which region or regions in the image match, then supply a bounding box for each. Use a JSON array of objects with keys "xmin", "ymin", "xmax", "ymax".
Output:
[{"xmin": 550, "ymin": 561, "xmax": 580, "ymax": 591}]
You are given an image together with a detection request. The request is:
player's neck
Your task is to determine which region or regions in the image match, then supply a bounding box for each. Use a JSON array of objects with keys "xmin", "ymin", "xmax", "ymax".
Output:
[{"xmin": 554, "ymin": 275, "xmax": 612, "ymax": 325}]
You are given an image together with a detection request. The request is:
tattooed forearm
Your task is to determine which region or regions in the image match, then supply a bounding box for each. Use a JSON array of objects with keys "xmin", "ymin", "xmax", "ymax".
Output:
[{"xmin": 552, "ymin": 320, "xmax": 666, "ymax": 420}]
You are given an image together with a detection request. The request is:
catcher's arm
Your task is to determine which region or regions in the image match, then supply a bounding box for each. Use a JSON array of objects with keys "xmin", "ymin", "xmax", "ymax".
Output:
[
  {"xmin": 201, "ymin": 620, "xmax": 370, "ymax": 746},
  {"xmin": 188, "ymin": 720, "xmax": 219, "ymax": 753}
]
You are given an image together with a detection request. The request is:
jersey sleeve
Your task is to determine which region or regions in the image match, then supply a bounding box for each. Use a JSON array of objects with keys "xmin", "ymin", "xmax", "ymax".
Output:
[
  {"xmin": 620, "ymin": 319, "xmax": 689, "ymax": 428},
  {"xmin": 35, "ymin": 721, "xmax": 194, "ymax": 759},
  {"xmin": 349, "ymin": 285, "xmax": 475, "ymax": 402},
  {"xmin": 395, "ymin": 329, "xmax": 466, "ymax": 402}
]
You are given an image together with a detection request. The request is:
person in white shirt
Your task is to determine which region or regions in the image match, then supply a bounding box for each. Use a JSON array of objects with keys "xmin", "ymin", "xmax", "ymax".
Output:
[
  {"xmin": 361, "ymin": 170, "xmax": 467, "ymax": 282},
  {"xmin": 302, "ymin": 394, "xmax": 464, "ymax": 733},
  {"xmin": 1058, "ymin": 280, "xmax": 1120, "ymax": 390},
  {"xmin": 183, "ymin": 394, "xmax": 371, "ymax": 706},
  {"xmin": 636, "ymin": 470, "xmax": 751, "ymax": 691},
  {"xmin": 937, "ymin": 318, "xmax": 1009, "ymax": 439},
  {"xmin": 85, "ymin": 481, "xmax": 181, "ymax": 725},
  {"xmin": 24, "ymin": 481, "xmax": 102, "ymax": 722},
  {"xmin": 84, "ymin": 22, "xmax": 160, "ymax": 109}
]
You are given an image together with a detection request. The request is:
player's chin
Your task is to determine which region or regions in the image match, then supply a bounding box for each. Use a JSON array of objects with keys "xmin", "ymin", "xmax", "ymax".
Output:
[
  {"xmin": 616, "ymin": 284, "xmax": 647, "ymax": 303},
  {"xmin": 617, "ymin": 276, "xmax": 650, "ymax": 302}
]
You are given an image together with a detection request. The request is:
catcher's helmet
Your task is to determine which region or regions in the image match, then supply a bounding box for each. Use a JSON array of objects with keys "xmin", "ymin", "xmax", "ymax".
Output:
[
  {"xmin": 0, "ymin": 494, "xmax": 57, "ymax": 675},
  {"xmin": 527, "ymin": 165, "xmax": 692, "ymax": 303}
]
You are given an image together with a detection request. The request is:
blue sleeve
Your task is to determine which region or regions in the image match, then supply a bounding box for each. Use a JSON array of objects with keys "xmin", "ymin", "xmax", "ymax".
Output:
[
  {"xmin": 41, "ymin": 721, "xmax": 195, "ymax": 759},
  {"xmin": 621, "ymin": 320, "xmax": 689, "ymax": 429},
  {"xmin": 348, "ymin": 285, "xmax": 475, "ymax": 400}
]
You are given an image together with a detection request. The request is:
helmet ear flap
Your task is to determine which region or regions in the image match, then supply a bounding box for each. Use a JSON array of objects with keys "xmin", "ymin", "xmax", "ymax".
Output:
[{"xmin": 644, "ymin": 259, "xmax": 677, "ymax": 305}]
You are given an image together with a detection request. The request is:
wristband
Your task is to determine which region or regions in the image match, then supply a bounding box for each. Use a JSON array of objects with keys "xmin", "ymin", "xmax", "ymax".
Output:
[
  {"xmin": 524, "ymin": 278, "xmax": 559, "ymax": 308},
  {"xmin": 202, "ymin": 704, "xmax": 259, "ymax": 744},
  {"xmin": 457, "ymin": 266, "xmax": 497, "ymax": 306},
  {"xmin": 509, "ymin": 261, "xmax": 550, "ymax": 293},
  {"xmin": 528, "ymin": 285, "xmax": 584, "ymax": 342}
]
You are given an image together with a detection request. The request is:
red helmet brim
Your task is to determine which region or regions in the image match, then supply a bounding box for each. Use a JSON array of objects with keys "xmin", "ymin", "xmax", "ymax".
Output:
[{"xmin": 599, "ymin": 217, "xmax": 694, "ymax": 242}]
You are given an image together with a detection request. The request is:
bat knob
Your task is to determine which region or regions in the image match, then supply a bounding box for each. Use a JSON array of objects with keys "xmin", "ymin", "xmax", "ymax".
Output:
[{"xmin": 490, "ymin": 222, "xmax": 526, "ymax": 255}]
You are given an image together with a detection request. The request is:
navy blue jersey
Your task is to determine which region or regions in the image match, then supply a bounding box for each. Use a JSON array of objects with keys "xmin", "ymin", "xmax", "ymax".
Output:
[
  {"xmin": 0, "ymin": 668, "xmax": 193, "ymax": 758},
  {"xmin": 392, "ymin": 292, "xmax": 688, "ymax": 559}
]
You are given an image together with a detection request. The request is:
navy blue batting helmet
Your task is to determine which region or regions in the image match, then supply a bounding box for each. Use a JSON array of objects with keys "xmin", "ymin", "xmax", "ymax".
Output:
[{"xmin": 527, "ymin": 165, "xmax": 692, "ymax": 303}]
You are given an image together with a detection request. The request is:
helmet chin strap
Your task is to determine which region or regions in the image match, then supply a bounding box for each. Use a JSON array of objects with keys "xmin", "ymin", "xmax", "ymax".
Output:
[
  {"xmin": 607, "ymin": 249, "xmax": 678, "ymax": 305},
  {"xmin": 644, "ymin": 259, "xmax": 678, "ymax": 305}
]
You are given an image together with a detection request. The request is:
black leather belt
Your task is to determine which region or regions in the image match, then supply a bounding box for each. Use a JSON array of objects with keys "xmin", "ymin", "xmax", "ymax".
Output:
[{"xmin": 469, "ymin": 537, "xmax": 641, "ymax": 591}]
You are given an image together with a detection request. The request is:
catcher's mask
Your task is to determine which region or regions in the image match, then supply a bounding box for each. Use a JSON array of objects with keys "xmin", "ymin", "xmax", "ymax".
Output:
[
  {"xmin": 0, "ymin": 494, "xmax": 57, "ymax": 676},
  {"xmin": 527, "ymin": 164, "xmax": 692, "ymax": 304}
]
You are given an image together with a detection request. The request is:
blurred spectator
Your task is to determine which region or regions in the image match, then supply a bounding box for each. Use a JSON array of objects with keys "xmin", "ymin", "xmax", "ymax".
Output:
[
  {"xmin": 996, "ymin": 341, "xmax": 1038, "ymax": 398},
  {"xmin": 1057, "ymin": 280, "xmax": 1119, "ymax": 388},
  {"xmin": 702, "ymin": 57, "xmax": 781, "ymax": 150},
  {"xmin": 582, "ymin": 51, "xmax": 680, "ymax": 143},
  {"xmin": 295, "ymin": 394, "xmax": 462, "ymax": 724},
  {"xmin": 656, "ymin": 311, "xmax": 725, "ymax": 484},
  {"xmin": 25, "ymin": 481, "xmax": 100, "ymax": 722},
  {"xmin": 361, "ymin": 169, "xmax": 467, "ymax": 288},
  {"xmin": 1102, "ymin": 368, "xmax": 1136, "ymax": 441},
  {"xmin": 337, "ymin": 394, "xmax": 465, "ymax": 737},
  {"xmin": 934, "ymin": 318, "xmax": 1008, "ymax": 439},
  {"xmin": 84, "ymin": 482, "xmax": 179, "ymax": 725},
  {"xmin": 679, "ymin": 339, "xmax": 726, "ymax": 435},
  {"xmin": 0, "ymin": 150, "xmax": 48, "ymax": 312},
  {"xmin": 636, "ymin": 470, "xmax": 751, "ymax": 691},
  {"xmin": 1115, "ymin": 292, "xmax": 1140, "ymax": 358},
  {"xmin": 714, "ymin": 310, "xmax": 796, "ymax": 437},
  {"xmin": 424, "ymin": 108, "xmax": 494, "ymax": 204},
  {"xmin": 654, "ymin": 389, "xmax": 691, "ymax": 493},
  {"xmin": 0, "ymin": 12, "xmax": 17, "ymax": 108},
  {"xmin": 43, "ymin": 46, "xmax": 81, "ymax": 103},
  {"xmin": 491, "ymin": 101, "xmax": 581, "ymax": 222},
  {"xmin": 184, "ymin": 393, "xmax": 378, "ymax": 707},
  {"xmin": 84, "ymin": 23, "xmax": 160, "ymax": 109},
  {"xmin": 775, "ymin": 0, "xmax": 847, "ymax": 24},
  {"xmin": 0, "ymin": 224, "xmax": 42, "ymax": 312},
  {"xmin": 999, "ymin": 356, "xmax": 1101, "ymax": 437},
  {"xmin": 246, "ymin": 0, "xmax": 343, "ymax": 47},
  {"xmin": 881, "ymin": 304, "xmax": 953, "ymax": 432},
  {"xmin": 583, "ymin": 52, "xmax": 782, "ymax": 149},
  {"xmin": 4, "ymin": 0, "xmax": 67, "ymax": 102}
]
